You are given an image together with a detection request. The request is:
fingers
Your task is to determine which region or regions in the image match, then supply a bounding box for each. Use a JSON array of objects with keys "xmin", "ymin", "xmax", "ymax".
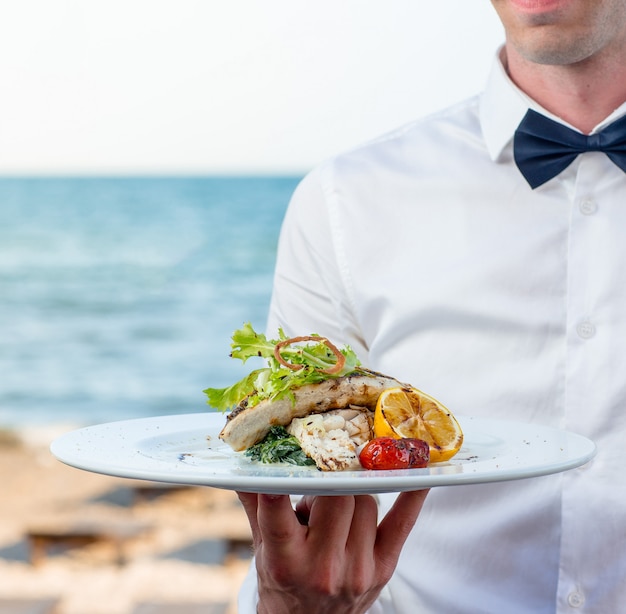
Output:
[
  {"xmin": 271, "ymin": 495, "xmax": 378, "ymax": 559},
  {"xmin": 303, "ymin": 496, "xmax": 362, "ymax": 550},
  {"xmin": 239, "ymin": 492, "xmax": 309, "ymax": 561},
  {"xmin": 256, "ymin": 493, "xmax": 305, "ymax": 559},
  {"xmin": 239, "ymin": 491, "xmax": 421, "ymax": 612},
  {"xmin": 240, "ymin": 488, "xmax": 426, "ymax": 589},
  {"xmin": 295, "ymin": 495, "xmax": 381, "ymax": 599},
  {"xmin": 240, "ymin": 493, "xmax": 359, "ymax": 556},
  {"xmin": 294, "ymin": 494, "xmax": 314, "ymax": 525},
  {"xmin": 347, "ymin": 495, "xmax": 379, "ymax": 555},
  {"xmin": 237, "ymin": 491, "xmax": 261, "ymax": 543},
  {"xmin": 375, "ymin": 489, "xmax": 429, "ymax": 573},
  {"xmin": 237, "ymin": 491, "xmax": 259, "ymax": 518}
]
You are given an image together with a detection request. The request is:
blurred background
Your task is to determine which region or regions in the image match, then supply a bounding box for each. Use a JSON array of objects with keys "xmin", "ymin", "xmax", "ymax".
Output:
[
  {"xmin": 0, "ymin": 2, "xmax": 504, "ymax": 612},
  {"xmin": 1, "ymin": 0, "xmax": 504, "ymax": 430}
]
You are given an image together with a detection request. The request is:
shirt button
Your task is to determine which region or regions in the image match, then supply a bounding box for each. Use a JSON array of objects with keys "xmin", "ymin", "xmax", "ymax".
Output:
[
  {"xmin": 579, "ymin": 198, "xmax": 598, "ymax": 215},
  {"xmin": 576, "ymin": 321, "xmax": 596, "ymax": 339},
  {"xmin": 568, "ymin": 591, "xmax": 585, "ymax": 608}
]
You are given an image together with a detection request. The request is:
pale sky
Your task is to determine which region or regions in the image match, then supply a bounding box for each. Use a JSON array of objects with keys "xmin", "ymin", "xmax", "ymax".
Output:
[{"xmin": 0, "ymin": 1, "xmax": 504, "ymax": 175}]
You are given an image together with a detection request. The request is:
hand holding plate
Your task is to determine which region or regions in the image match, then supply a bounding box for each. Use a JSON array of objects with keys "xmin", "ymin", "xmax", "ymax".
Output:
[{"xmin": 237, "ymin": 490, "xmax": 428, "ymax": 614}]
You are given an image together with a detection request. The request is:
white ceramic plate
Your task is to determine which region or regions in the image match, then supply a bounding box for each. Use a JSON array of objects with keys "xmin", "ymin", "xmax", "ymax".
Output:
[{"xmin": 50, "ymin": 413, "xmax": 596, "ymax": 495}]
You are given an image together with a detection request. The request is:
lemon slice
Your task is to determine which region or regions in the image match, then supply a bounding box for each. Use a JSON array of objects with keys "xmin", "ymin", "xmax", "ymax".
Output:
[{"xmin": 374, "ymin": 387, "xmax": 463, "ymax": 463}]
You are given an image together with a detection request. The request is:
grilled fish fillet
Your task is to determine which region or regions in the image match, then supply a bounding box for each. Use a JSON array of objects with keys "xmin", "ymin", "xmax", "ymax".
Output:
[{"xmin": 219, "ymin": 371, "xmax": 401, "ymax": 451}]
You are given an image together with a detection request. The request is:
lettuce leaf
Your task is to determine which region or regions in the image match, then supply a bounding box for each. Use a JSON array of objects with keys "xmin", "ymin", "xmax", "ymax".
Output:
[{"xmin": 203, "ymin": 322, "xmax": 363, "ymax": 412}]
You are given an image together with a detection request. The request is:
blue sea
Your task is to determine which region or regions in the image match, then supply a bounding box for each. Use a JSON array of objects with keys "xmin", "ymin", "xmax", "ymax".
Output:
[{"xmin": 0, "ymin": 176, "xmax": 301, "ymax": 429}]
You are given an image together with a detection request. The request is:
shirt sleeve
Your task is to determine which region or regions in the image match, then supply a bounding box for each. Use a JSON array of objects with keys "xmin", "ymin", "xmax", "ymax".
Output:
[
  {"xmin": 266, "ymin": 164, "xmax": 369, "ymax": 361},
  {"xmin": 237, "ymin": 557, "xmax": 260, "ymax": 613}
]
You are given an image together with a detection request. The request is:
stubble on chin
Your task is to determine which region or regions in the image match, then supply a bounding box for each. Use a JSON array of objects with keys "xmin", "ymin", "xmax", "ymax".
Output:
[
  {"xmin": 504, "ymin": 3, "xmax": 626, "ymax": 67},
  {"xmin": 514, "ymin": 38, "xmax": 597, "ymax": 66}
]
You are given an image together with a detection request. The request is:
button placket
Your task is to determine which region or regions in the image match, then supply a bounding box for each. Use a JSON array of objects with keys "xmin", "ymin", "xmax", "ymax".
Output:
[
  {"xmin": 557, "ymin": 154, "xmax": 626, "ymax": 611},
  {"xmin": 559, "ymin": 158, "xmax": 604, "ymax": 610}
]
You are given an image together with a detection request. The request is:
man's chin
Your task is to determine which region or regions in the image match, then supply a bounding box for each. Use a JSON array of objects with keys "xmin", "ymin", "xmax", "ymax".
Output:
[{"xmin": 510, "ymin": 28, "xmax": 597, "ymax": 66}]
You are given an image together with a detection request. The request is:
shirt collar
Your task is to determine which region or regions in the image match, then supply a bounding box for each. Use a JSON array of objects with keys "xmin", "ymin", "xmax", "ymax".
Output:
[{"xmin": 479, "ymin": 46, "xmax": 626, "ymax": 162}]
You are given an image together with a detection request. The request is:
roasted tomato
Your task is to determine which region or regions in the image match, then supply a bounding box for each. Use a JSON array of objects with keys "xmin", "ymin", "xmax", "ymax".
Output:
[{"xmin": 359, "ymin": 437, "xmax": 430, "ymax": 470}]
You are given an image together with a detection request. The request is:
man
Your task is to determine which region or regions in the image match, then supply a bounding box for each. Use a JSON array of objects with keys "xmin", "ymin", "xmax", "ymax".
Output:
[{"xmin": 238, "ymin": 1, "xmax": 626, "ymax": 611}]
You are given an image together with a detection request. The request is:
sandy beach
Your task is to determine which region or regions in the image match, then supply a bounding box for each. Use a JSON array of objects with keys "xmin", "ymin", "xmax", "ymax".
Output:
[{"xmin": 0, "ymin": 426, "xmax": 253, "ymax": 614}]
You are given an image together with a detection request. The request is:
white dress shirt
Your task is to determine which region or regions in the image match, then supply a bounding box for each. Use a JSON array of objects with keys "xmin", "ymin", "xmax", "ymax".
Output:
[{"xmin": 239, "ymin": 51, "xmax": 626, "ymax": 613}]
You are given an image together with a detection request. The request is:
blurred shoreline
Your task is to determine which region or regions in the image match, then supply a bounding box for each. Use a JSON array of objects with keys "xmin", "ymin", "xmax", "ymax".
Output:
[{"xmin": 0, "ymin": 426, "xmax": 252, "ymax": 614}]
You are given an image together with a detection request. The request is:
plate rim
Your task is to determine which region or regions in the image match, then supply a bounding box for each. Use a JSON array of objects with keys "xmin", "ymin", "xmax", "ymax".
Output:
[{"xmin": 50, "ymin": 412, "xmax": 597, "ymax": 495}]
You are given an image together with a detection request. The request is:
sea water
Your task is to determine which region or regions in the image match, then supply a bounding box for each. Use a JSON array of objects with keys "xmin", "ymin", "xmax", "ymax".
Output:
[{"xmin": 0, "ymin": 176, "xmax": 301, "ymax": 428}]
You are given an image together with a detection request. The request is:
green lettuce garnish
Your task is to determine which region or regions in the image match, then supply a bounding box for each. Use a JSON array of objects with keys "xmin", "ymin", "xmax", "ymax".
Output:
[{"xmin": 204, "ymin": 322, "xmax": 363, "ymax": 412}]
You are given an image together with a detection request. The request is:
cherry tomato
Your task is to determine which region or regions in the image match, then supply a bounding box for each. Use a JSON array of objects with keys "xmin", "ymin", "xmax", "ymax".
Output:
[{"xmin": 359, "ymin": 437, "xmax": 430, "ymax": 470}]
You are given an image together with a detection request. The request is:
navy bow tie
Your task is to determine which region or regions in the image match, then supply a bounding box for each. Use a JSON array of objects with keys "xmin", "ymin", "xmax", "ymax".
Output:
[{"xmin": 513, "ymin": 109, "xmax": 626, "ymax": 189}]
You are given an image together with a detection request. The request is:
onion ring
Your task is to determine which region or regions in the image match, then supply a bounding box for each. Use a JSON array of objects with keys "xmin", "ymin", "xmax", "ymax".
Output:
[{"xmin": 273, "ymin": 335, "xmax": 346, "ymax": 375}]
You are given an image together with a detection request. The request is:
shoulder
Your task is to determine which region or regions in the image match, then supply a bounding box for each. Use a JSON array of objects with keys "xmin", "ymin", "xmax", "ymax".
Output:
[
  {"xmin": 353, "ymin": 95, "xmax": 481, "ymax": 151},
  {"xmin": 297, "ymin": 96, "xmax": 486, "ymax": 205},
  {"xmin": 305, "ymin": 95, "xmax": 483, "ymax": 192}
]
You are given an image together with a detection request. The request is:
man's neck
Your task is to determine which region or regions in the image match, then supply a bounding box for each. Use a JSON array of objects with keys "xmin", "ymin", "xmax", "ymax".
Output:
[{"xmin": 504, "ymin": 45, "xmax": 626, "ymax": 133}]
